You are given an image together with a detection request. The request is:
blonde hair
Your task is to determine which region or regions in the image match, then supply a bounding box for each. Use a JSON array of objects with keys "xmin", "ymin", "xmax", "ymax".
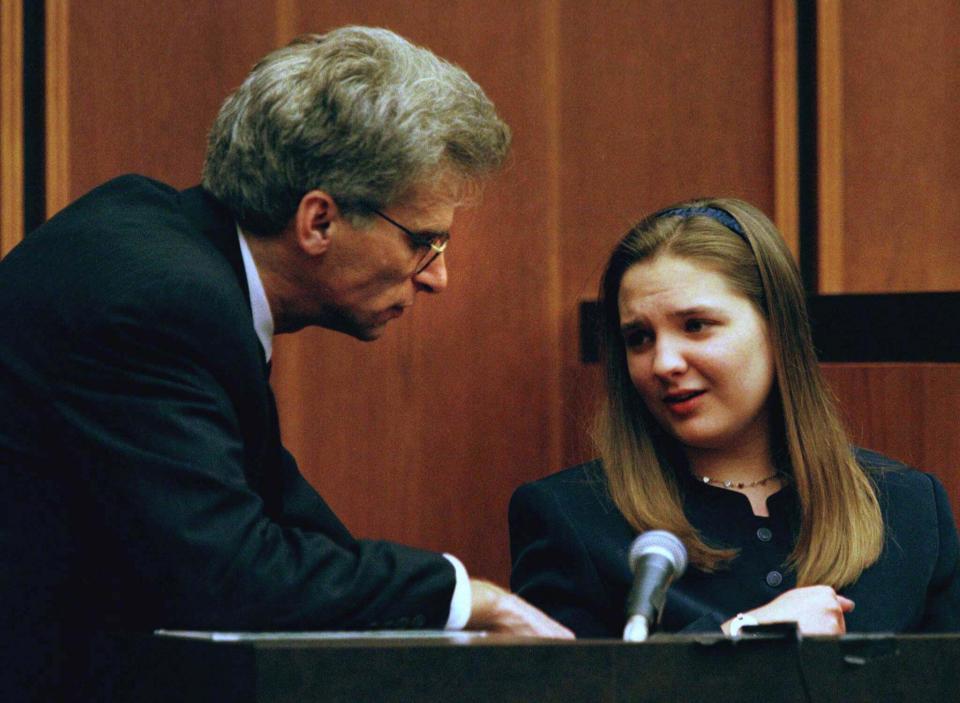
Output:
[{"xmin": 594, "ymin": 197, "xmax": 883, "ymax": 587}]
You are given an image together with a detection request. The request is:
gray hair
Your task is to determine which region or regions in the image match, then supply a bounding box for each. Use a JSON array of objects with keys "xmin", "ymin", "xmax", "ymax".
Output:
[{"xmin": 201, "ymin": 26, "xmax": 511, "ymax": 235}]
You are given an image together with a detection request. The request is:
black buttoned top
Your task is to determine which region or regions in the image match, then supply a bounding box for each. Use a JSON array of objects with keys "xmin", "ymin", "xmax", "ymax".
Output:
[{"xmin": 509, "ymin": 448, "xmax": 960, "ymax": 637}]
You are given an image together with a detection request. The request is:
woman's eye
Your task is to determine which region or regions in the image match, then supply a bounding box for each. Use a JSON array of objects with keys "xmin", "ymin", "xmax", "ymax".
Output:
[
  {"xmin": 685, "ymin": 319, "xmax": 711, "ymax": 333},
  {"xmin": 624, "ymin": 330, "xmax": 652, "ymax": 349}
]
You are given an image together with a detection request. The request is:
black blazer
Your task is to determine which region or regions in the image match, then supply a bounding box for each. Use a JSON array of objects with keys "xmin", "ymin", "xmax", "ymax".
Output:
[
  {"xmin": 510, "ymin": 449, "xmax": 960, "ymax": 638},
  {"xmin": 0, "ymin": 176, "xmax": 454, "ymax": 695}
]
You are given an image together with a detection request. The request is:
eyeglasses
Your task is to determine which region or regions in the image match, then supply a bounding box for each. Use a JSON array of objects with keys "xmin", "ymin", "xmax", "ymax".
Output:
[{"xmin": 371, "ymin": 209, "xmax": 449, "ymax": 274}]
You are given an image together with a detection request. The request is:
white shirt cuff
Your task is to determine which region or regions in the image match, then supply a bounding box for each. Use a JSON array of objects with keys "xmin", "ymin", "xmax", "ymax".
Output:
[{"xmin": 442, "ymin": 553, "xmax": 471, "ymax": 630}]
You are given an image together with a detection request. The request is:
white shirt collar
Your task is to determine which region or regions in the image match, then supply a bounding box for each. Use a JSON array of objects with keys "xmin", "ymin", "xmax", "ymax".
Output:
[{"xmin": 236, "ymin": 224, "xmax": 274, "ymax": 362}]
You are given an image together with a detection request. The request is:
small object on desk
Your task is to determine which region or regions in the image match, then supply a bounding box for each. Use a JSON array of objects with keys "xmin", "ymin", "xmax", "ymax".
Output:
[
  {"xmin": 728, "ymin": 613, "xmax": 760, "ymax": 638},
  {"xmin": 154, "ymin": 629, "xmax": 488, "ymax": 643}
]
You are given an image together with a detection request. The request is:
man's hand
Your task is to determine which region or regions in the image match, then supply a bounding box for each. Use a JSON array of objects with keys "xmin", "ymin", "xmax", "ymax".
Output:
[
  {"xmin": 465, "ymin": 579, "xmax": 574, "ymax": 639},
  {"xmin": 722, "ymin": 585, "xmax": 855, "ymax": 636}
]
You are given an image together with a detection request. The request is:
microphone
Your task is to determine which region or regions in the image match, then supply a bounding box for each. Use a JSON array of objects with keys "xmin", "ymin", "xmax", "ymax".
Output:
[{"xmin": 623, "ymin": 530, "xmax": 688, "ymax": 642}]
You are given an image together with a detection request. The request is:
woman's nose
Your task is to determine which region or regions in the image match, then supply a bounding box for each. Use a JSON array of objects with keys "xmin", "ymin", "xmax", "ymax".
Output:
[{"xmin": 651, "ymin": 337, "xmax": 688, "ymax": 378}]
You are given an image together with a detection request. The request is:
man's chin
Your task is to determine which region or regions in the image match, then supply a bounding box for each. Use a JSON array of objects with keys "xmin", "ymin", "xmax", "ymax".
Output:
[
  {"xmin": 311, "ymin": 309, "xmax": 393, "ymax": 341},
  {"xmin": 354, "ymin": 323, "xmax": 387, "ymax": 342}
]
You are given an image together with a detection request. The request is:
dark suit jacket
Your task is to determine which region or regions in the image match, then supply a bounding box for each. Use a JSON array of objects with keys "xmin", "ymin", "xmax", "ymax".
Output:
[
  {"xmin": 0, "ymin": 176, "xmax": 454, "ymax": 697},
  {"xmin": 510, "ymin": 448, "xmax": 960, "ymax": 638}
]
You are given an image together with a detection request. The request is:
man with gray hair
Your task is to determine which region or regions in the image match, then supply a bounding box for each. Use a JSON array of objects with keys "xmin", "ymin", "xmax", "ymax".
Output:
[{"xmin": 0, "ymin": 25, "xmax": 569, "ymax": 698}]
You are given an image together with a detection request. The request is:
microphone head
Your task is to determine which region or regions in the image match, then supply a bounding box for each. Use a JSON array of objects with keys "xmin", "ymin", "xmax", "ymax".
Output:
[{"xmin": 628, "ymin": 530, "xmax": 688, "ymax": 577}]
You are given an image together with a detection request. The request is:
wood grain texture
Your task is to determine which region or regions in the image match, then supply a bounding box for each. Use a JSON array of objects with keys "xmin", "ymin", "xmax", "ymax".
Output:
[
  {"xmin": 269, "ymin": 1, "xmax": 561, "ymax": 584},
  {"xmin": 822, "ymin": 363, "xmax": 960, "ymax": 526},
  {"xmin": 773, "ymin": 0, "xmax": 798, "ymax": 257},
  {"xmin": 1, "ymin": 0, "xmax": 23, "ymax": 256},
  {"xmin": 44, "ymin": 0, "xmax": 70, "ymax": 218},
  {"xmin": 816, "ymin": 0, "xmax": 845, "ymax": 293},
  {"xmin": 556, "ymin": 0, "xmax": 777, "ymax": 468},
  {"xmin": 54, "ymin": 0, "xmax": 277, "ymax": 213},
  {"xmin": 836, "ymin": 0, "xmax": 960, "ymax": 292}
]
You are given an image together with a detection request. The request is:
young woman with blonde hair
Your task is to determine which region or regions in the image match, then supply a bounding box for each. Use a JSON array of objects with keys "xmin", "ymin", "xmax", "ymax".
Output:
[{"xmin": 510, "ymin": 198, "xmax": 959, "ymax": 636}]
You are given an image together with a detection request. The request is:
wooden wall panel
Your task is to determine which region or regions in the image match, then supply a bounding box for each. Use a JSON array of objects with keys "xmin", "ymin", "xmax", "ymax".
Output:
[
  {"xmin": 270, "ymin": 1, "xmax": 560, "ymax": 584},
  {"xmin": 822, "ymin": 364, "xmax": 960, "ymax": 525},
  {"xmin": 819, "ymin": 0, "xmax": 960, "ymax": 293},
  {"xmin": 48, "ymin": 0, "xmax": 278, "ymax": 213},
  {"xmin": 44, "ymin": 0, "xmax": 69, "ymax": 218},
  {"xmin": 1, "ymin": 0, "xmax": 23, "ymax": 256},
  {"xmin": 556, "ymin": 0, "xmax": 778, "ymax": 468}
]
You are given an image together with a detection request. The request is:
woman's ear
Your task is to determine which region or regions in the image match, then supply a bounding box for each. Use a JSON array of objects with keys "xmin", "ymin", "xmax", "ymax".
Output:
[{"xmin": 295, "ymin": 190, "xmax": 339, "ymax": 256}]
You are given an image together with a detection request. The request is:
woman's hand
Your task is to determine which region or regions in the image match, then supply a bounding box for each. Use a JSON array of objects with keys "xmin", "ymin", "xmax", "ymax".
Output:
[{"xmin": 722, "ymin": 585, "xmax": 855, "ymax": 636}]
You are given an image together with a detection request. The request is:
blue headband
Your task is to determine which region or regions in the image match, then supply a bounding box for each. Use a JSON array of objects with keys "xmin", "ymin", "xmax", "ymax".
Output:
[{"xmin": 657, "ymin": 206, "xmax": 746, "ymax": 238}]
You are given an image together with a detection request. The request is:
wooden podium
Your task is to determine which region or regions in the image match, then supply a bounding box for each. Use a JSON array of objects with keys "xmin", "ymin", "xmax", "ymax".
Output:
[{"xmin": 76, "ymin": 630, "xmax": 960, "ymax": 702}]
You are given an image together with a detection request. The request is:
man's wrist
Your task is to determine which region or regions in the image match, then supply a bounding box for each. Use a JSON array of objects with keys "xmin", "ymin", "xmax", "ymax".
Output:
[{"xmin": 443, "ymin": 554, "xmax": 471, "ymax": 630}]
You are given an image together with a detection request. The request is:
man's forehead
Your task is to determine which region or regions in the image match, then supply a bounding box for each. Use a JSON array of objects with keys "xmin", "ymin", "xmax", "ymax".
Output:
[
  {"xmin": 391, "ymin": 192, "xmax": 459, "ymax": 231},
  {"xmin": 402, "ymin": 169, "xmax": 477, "ymax": 212}
]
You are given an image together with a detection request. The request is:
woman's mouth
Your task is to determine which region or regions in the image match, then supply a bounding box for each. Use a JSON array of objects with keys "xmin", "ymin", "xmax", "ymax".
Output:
[{"xmin": 662, "ymin": 390, "xmax": 706, "ymax": 414}]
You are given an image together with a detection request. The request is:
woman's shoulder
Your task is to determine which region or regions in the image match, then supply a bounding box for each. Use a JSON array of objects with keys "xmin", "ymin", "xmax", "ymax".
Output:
[
  {"xmin": 511, "ymin": 460, "xmax": 620, "ymax": 519},
  {"xmin": 855, "ymin": 446, "xmax": 949, "ymax": 510},
  {"xmin": 522, "ymin": 460, "xmax": 606, "ymax": 487},
  {"xmin": 510, "ymin": 459, "xmax": 636, "ymax": 560},
  {"xmin": 515, "ymin": 460, "xmax": 607, "ymax": 499}
]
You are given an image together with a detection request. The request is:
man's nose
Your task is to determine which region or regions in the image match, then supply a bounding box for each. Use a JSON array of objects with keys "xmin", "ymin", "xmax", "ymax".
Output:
[{"xmin": 414, "ymin": 253, "xmax": 448, "ymax": 293}]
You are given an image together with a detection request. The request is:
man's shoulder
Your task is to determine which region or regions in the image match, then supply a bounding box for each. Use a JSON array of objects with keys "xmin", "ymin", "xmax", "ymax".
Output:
[
  {"xmin": 3, "ymin": 174, "xmax": 250, "ymax": 344},
  {"xmin": 86, "ymin": 173, "xmax": 180, "ymax": 198},
  {"xmin": 47, "ymin": 174, "xmax": 182, "ymax": 223},
  {"xmin": 35, "ymin": 175, "xmax": 233, "ymax": 285}
]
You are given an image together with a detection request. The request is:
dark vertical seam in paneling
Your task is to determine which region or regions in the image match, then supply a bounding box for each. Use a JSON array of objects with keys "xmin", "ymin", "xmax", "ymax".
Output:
[
  {"xmin": 796, "ymin": 0, "xmax": 818, "ymax": 293},
  {"xmin": 22, "ymin": 0, "xmax": 44, "ymax": 234}
]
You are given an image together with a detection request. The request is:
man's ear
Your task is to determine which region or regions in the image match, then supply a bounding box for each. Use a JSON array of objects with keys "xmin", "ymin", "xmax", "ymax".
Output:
[{"xmin": 294, "ymin": 190, "xmax": 339, "ymax": 256}]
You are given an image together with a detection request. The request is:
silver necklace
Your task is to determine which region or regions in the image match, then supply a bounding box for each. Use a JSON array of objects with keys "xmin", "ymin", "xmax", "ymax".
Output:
[{"xmin": 693, "ymin": 471, "xmax": 786, "ymax": 490}]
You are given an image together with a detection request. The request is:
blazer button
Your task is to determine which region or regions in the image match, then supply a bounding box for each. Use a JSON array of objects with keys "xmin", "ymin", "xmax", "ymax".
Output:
[
  {"xmin": 756, "ymin": 527, "xmax": 773, "ymax": 542},
  {"xmin": 765, "ymin": 570, "xmax": 783, "ymax": 587},
  {"xmin": 412, "ymin": 614, "xmax": 426, "ymax": 628}
]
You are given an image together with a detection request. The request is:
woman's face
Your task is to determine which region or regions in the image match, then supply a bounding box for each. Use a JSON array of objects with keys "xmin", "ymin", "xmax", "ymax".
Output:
[{"xmin": 617, "ymin": 254, "xmax": 775, "ymax": 455}]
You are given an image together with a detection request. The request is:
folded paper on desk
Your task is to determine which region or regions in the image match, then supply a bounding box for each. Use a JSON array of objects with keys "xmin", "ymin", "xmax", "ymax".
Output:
[{"xmin": 154, "ymin": 629, "xmax": 487, "ymax": 643}]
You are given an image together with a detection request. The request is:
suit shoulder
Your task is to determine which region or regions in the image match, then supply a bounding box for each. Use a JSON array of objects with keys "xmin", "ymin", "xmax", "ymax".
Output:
[
  {"xmin": 43, "ymin": 174, "xmax": 180, "ymax": 225},
  {"xmin": 856, "ymin": 446, "xmax": 929, "ymax": 488},
  {"xmin": 856, "ymin": 447, "xmax": 947, "ymax": 514},
  {"xmin": 512, "ymin": 460, "xmax": 612, "ymax": 513},
  {"xmin": 855, "ymin": 446, "xmax": 913, "ymax": 472},
  {"xmin": 516, "ymin": 460, "xmax": 604, "ymax": 491}
]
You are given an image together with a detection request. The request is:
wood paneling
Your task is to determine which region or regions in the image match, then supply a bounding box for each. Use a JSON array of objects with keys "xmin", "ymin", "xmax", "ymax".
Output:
[
  {"xmin": 822, "ymin": 363, "xmax": 960, "ymax": 525},
  {"xmin": 816, "ymin": 0, "xmax": 845, "ymax": 292},
  {"xmin": 557, "ymin": 0, "xmax": 778, "ymax": 468},
  {"xmin": 1, "ymin": 0, "xmax": 23, "ymax": 256},
  {"xmin": 773, "ymin": 0, "xmax": 799, "ymax": 257},
  {"xmin": 270, "ymin": 1, "xmax": 561, "ymax": 584},
  {"xmin": 48, "ymin": 0, "xmax": 278, "ymax": 212},
  {"xmin": 45, "ymin": 0, "xmax": 69, "ymax": 218},
  {"xmin": 819, "ymin": 0, "xmax": 960, "ymax": 293}
]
